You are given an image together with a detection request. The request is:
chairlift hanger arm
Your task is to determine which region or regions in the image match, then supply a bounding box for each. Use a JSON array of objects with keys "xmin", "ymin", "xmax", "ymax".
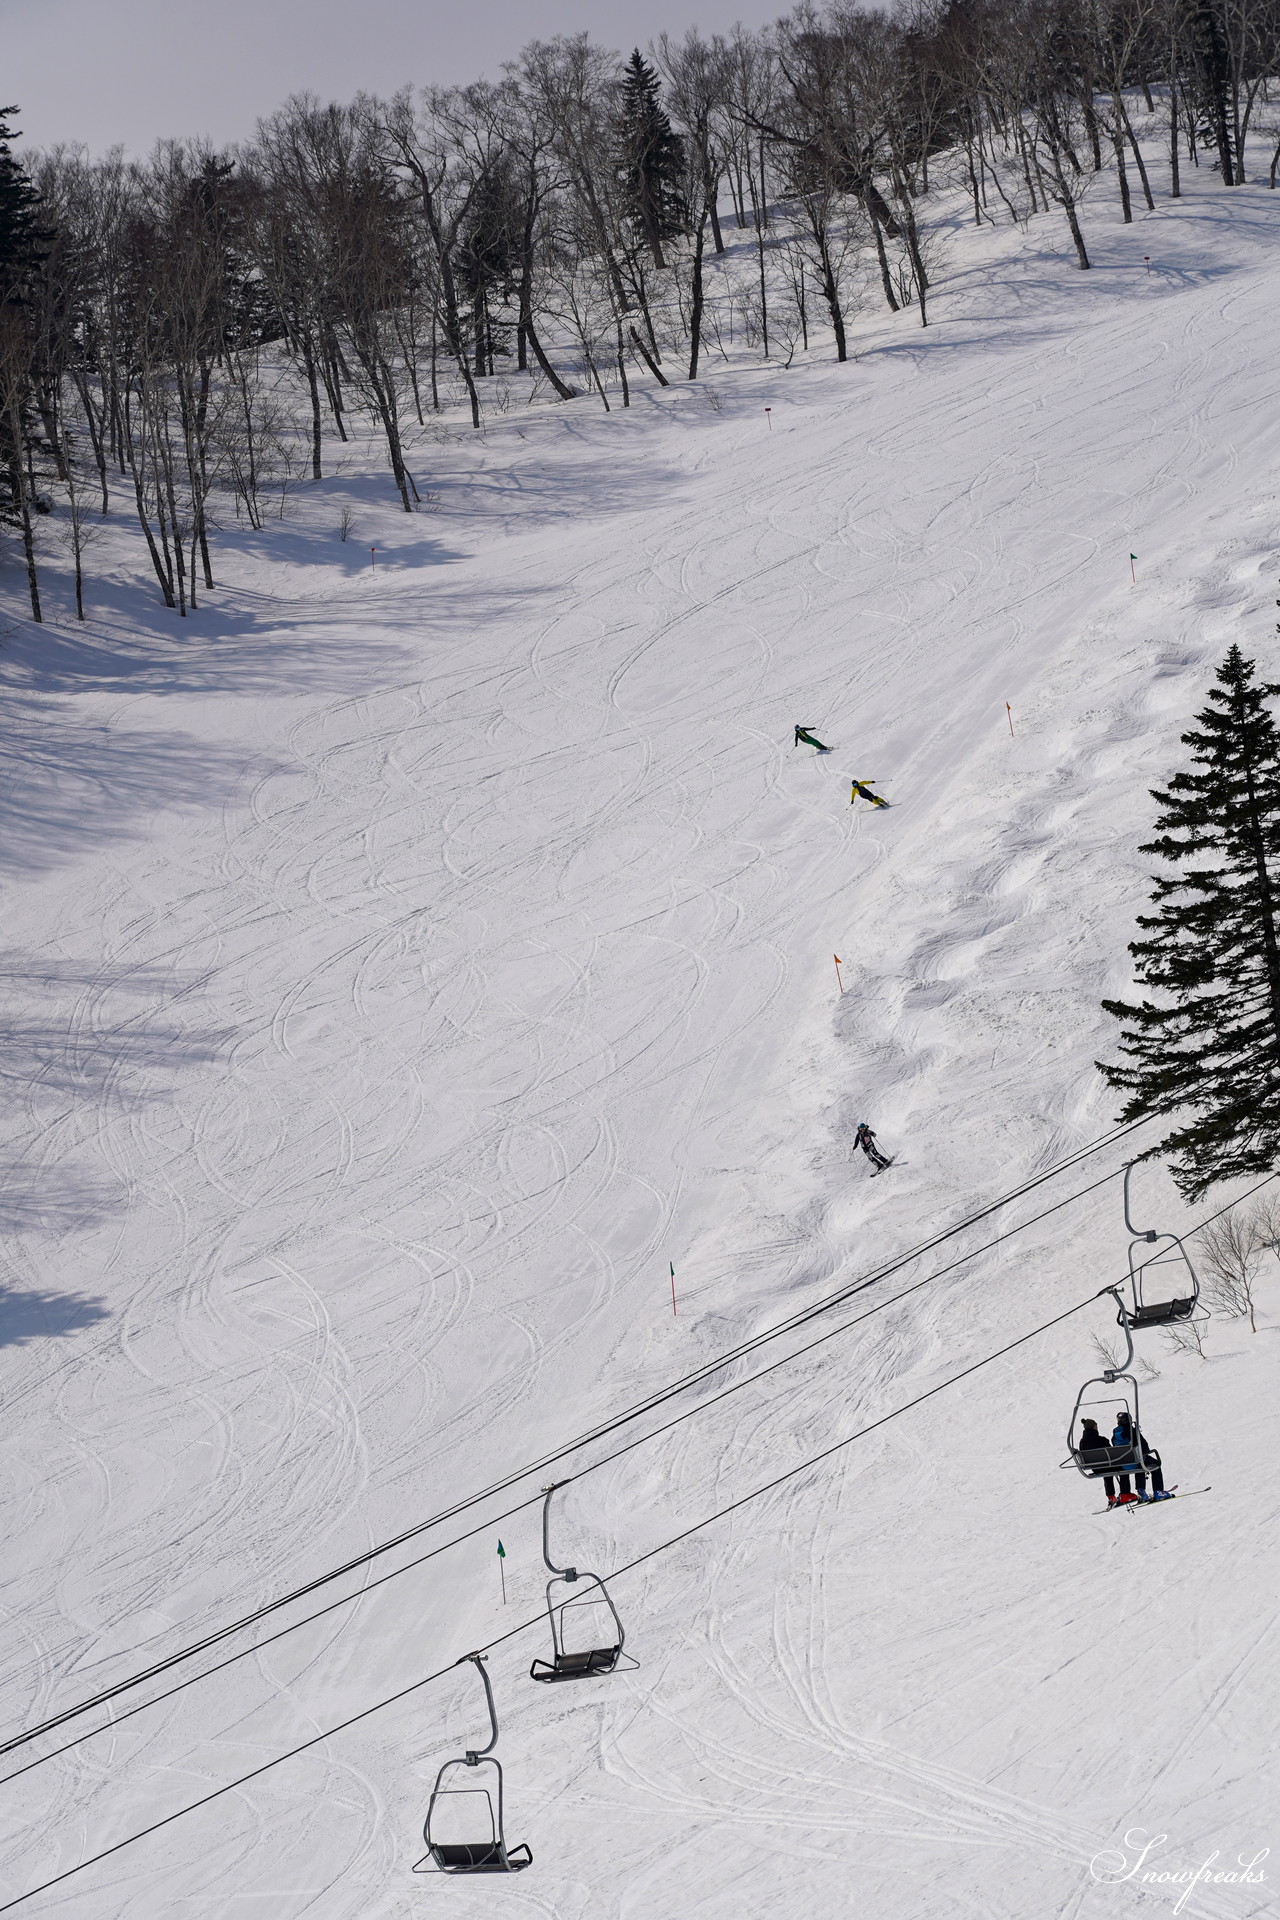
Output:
[
  {"xmin": 459, "ymin": 1654, "xmax": 499, "ymax": 1762},
  {"xmin": 1123, "ymin": 1161, "xmax": 1159, "ymax": 1242},
  {"xmin": 1097, "ymin": 1286, "xmax": 1134, "ymax": 1377},
  {"xmin": 540, "ymin": 1483, "xmax": 578, "ymax": 1581}
]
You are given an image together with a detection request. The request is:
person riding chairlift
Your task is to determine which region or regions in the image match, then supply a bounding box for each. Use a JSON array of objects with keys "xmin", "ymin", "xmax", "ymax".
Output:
[
  {"xmin": 1078, "ymin": 1417, "xmax": 1137, "ymax": 1507},
  {"xmin": 1113, "ymin": 1408, "xmax": 1171, "ymax": 1502}
]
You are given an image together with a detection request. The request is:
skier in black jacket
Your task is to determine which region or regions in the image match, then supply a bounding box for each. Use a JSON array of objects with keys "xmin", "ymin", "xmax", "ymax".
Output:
[
  {"xmin": 854, "ymin": 1123, "xmax": 891, "ymax": 1172},
  {"xmin": 1079, "ymin": 1417, "xmax": 1132, "ymax": 1505}
]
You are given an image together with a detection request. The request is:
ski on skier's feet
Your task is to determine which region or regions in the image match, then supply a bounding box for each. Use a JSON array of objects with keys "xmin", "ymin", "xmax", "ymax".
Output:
[
  {"xmin": 869, "ymin": 1160, "xmax": 895, "ymax": 1177},
  {"xmin": 1092, "ymin": 1486, "xmax": 1210, "ymax": 1514},
  {"xmin": 1126, "ymin": 1486, "xmax": 1210, "ymax": 1511}
]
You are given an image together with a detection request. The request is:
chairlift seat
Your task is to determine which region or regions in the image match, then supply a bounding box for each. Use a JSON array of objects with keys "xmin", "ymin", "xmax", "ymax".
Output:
[
  {"xmin": 420, "ymin": 1656, "xmax": 532, "ymax": 1877},
  {"xmin": 1121, "ymin": 1171, "xmax": 1202, "ymax": 1327},
  {"xmin": 431, "ymin": 1841, "xmax": 532, "ymax": 1874},
  {"xmin": 1076, "ymin": 1443, "xmax": 1143, "ymax": 1475},
  {"xmin": 533, "ymin": 1485, "xmax": 633, "ymax": 1685},
  {"xmin": 530, "ymin": 1645, "xmax": 621, "ymax": 1682},
  {"xmin": 1125, "ymin": 1297, "xmax": 1195, "ymax": 1328}
]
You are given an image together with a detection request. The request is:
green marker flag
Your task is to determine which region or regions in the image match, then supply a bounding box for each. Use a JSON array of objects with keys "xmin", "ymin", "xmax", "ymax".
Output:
[{"xmin": 497, "ymin": 1539, "xmax": 507, "ymax": 1604}]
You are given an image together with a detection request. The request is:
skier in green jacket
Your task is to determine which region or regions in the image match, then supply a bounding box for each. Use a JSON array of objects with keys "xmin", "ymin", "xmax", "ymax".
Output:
[{"xmin": 794, "ymin": 726, "xmax": 830, "ymax": 751}]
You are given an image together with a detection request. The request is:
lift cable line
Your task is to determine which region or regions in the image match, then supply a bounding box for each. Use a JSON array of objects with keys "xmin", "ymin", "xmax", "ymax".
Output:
[
  {"xmin": 0, "ymin": 1116, "xmax": 1157, "ymax": 1765},
  {"xmin": 1, "ymin": 1151, "xmax": 1160, "ymax": 1787},
  {"xmin": 0, "ymin": 1285, "xmax": 1106, "ymax": 1915},
  {"xmin": 0, "ymin": 1155, "xmax": 1139, "ymax": 1789},
  {"xmin": 20, "ymin": 1156, "xmax": 1272, "ymax": 1799},
  {"xmin": 4, "ymin": 1165, "xmax": 1270, "ymax": 1908}
]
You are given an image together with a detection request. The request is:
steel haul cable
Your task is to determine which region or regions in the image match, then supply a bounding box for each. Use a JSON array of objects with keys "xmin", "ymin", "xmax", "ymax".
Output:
[
  {"xmin": 2, "ymin": 1150, "xmax": 1160, "ymax": 1789},
  {"xmin": 0, "ymin": 1116, "xmax": 1155, "ymax": 1766},
  {"xmin": 4, "ymin": 1166, "xmax": 1270, "ymax": 1911},
  {"xmin": 0, "ymin": 1121, "xmax": 1159, "ymax": 1766},
  {"xmin": 0, "ymin": 1286, "xmax": 1102, "ymax": 1914}
]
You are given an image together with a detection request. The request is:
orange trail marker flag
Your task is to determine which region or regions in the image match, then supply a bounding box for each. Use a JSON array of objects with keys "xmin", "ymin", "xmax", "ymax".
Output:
[
  {"xmin": 834, "ymin": 955, "xmax": 844, "ymax": 994},
  {"xmin": 1006, "ymin": 703, "xmax": 1015, "ymax": 738}
]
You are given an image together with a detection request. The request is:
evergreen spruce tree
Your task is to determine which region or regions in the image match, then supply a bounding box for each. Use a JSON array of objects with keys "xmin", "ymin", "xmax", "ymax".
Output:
[
  {"xmin": 0, "ymin": 107, "xmax": 47, "ymax": 613},
  {"xmin": 0, "ymin": 107, "xmax": 43, "ymax": 289},
  {"xmin": 616, "ymin": 51, "xmax": 687, "ymax": 270},
  {"xmin": 1101, "ymin": 644, "xmax": 1280, "ymax": 1198}
]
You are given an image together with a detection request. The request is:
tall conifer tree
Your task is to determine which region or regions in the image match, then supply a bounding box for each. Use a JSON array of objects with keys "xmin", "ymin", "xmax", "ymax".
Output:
[
  {"xmin": 616, "ymin": 51, "xmax": 686, "ymax": 269},
  {"xmin": 0, "ymin": 107, "xmax": 43, "ymax": 287},
  {"xmin": 0, "ymin": 107, "xmax": 47, "ymax": 615},
  {"xmin": 1102, "ymin": 644, "xmax": 1280, "ymax": 1197}
]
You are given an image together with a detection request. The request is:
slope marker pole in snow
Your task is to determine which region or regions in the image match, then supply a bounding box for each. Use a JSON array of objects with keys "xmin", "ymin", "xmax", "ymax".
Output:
[
  {"xmin": 764, "ymin": 407, "xmax": 772, "ymax": 430},
  {"xmin": 497, "ymin": 1540, "xmax": 507, "ymax": 1605},
  {"xmin": 834, "ymin": 954, "xmax": 844, "ymax": 994},
  {"xmin": 670, "ymin": 1262, "xmax": 677, "ymax": 1317},
  {"xmin": 1130, "ymin": 552, "xmax": 1137, "ymax": 583},
  {"xmin": 1006, "ymin": 702, "xmax": 1014, "ymax": 738},
  {"xmin": 370, "ymin": 546, "xmax": 377, "ymax": 571}
]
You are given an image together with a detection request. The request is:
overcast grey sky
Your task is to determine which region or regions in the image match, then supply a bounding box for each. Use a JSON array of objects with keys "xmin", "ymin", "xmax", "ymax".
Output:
[{"xmin": 7, "ymin": 0, "xmax": 784, "ymax": 156}]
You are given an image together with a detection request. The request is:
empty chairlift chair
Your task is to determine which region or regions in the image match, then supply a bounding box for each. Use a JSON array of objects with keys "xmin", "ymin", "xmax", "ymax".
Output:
[
  {"xmin": 529, "ymin": 1482, "xmax": 637, "ymax": 1683},
  {"xmin": 418, "ymin": 1654, "xmax": 532, "ymax": 1875},
  {"xmin": 1062, "ymin": 1289, "xmax": 1155, "ymax": 1486},
  {"xmin": 1120, "ymin": 1161, "xmax": 1202, "ymax": 1329}
]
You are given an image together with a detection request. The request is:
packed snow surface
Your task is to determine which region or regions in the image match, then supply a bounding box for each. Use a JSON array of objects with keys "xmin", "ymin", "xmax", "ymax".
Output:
[{"xmin": 2, "ymin": 165, "xmax": 1279, "ymax": 1918}]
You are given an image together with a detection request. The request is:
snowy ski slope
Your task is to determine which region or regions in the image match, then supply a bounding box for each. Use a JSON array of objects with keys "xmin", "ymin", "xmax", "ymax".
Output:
[{"xmin": 2, "ymin": 159, "xmax": 1279, "ymax": 1918}]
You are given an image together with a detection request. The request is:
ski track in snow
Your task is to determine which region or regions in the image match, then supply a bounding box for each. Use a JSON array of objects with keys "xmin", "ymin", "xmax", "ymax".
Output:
[{"xmin": 2, "ymin": 165, "xmax": 1279, "ymax": 1916}]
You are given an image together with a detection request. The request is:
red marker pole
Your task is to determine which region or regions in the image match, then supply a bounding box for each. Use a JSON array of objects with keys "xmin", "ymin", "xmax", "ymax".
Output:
[
  {"xmin": 765, "ymin": 408, "xmax": 772, "ymax": 431},
  {"xmin": 670, "ymin": 1262, "xmax": 677, "ymax": 1317},
  {"xmin": 1144, "ymin": 255, "xmax": 1151, "ymax": 274},
  {"xmin": 834, "ymin": 954, "xmax": 844, "ymax": 994},
  {"xmin": 1006, "ymin": 702, "xmax": 1015, "ymax": 738},
  {"xmin": 370, "ymin": 547, "xmax": 377, "ymax": 570}
]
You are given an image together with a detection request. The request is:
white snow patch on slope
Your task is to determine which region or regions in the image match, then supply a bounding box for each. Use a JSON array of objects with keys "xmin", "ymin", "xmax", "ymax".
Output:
[{"xmin": 2, "ymin": 164, "xmax": 1279, "ymax": 1918}]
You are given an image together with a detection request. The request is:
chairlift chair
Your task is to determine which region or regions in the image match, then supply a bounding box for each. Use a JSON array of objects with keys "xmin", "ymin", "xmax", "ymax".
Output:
[
  {"xmin": 1062, "ymin": 1291, "xmax": 1157, "ymax": 1482},
  {"xmin": 529, "ymin": 1482, "xmax": 637, "ymax": 1683},
  {"xmin": 417, "ymin": 1654, "xmax": 532, "ymax": 1875},
  {"xmin": 1120, "ymin": 1161, "xmax": 1202, "ymax": 1328}
]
